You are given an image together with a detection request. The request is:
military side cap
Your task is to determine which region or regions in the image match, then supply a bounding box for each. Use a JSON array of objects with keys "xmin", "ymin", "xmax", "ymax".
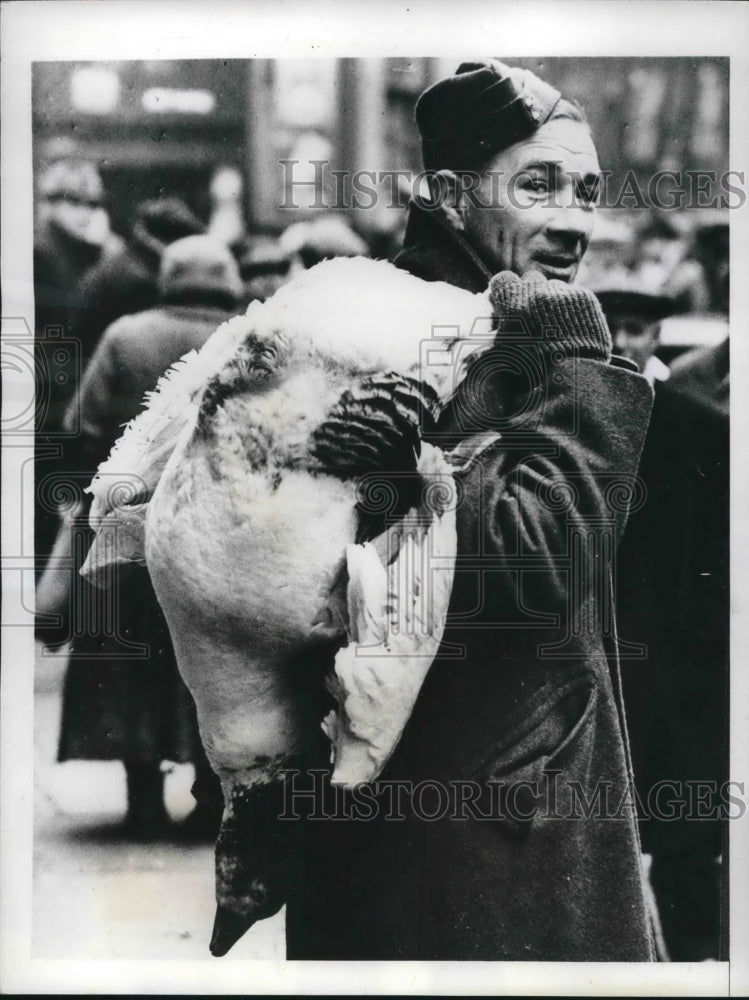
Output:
[{"xmin": 415, "ymin": 59, "xmax": 562, "ymax": 172}]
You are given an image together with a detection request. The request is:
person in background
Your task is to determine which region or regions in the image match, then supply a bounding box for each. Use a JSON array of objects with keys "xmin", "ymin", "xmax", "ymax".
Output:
[
  {"xmin": 77, "ymin": 196, "xmax": 206, "ymax": 365},
  {"xmin": 237, "ymin": 234, "xmax": 303, "ymax": 307},
  {"xmin": 594, "ymin": 282, "xmax": 675, "ymax": 387},
  {"xmin": 37, "ymin": 235, "xmax": 244, "ymax": 840},
  {"xmin": 666, "ymin": 217, "xmax": 729, "ymax": 316},
  {"xmin": 668, "ymin": 335, "xmax": 729, "ymax": 419},
  {"xmin": 207, "ymin": 165, "xmax": 247, "ymax": 252},
  {"xmin": 279, "ymin": 214, "xmax": 369, "ymax": 269},
  {"xmin": 34, "ymin": 157, "xmax": 110, "ymax": 358},
  {"xmin": 595, "ymin": 280, "xmax": 729, "ymax": 961},
  {"xmin": 629, "ymin": 214, "xmax": 684, "ymax": 296},
  {"xmin": 34, "ymin": 156, "xmax": 110, "ymax": 566}
]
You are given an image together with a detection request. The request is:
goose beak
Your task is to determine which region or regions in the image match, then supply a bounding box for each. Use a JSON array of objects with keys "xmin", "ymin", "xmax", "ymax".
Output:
[
  {"xmin": 210, "ymin": 904, "xmax": 258, "ymax": 957},
  {"xmin": 208, "ymin": 779, "xmax": 297, "ymax": 956}
]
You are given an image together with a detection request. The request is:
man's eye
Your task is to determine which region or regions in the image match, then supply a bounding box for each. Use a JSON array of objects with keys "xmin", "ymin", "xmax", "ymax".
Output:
[
  {"xmin": 523, "ymin": 177, "xmax": 549, "ymax": 194},
  {"xmin": 577, "ymin": 180, "xmax": 600, "ymax": 206}
]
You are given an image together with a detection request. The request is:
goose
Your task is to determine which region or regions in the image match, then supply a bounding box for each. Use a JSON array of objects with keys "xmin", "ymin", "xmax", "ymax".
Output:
[{"xmin": 81, "ymin": 256, "xmax": 496, "ymax": 955}]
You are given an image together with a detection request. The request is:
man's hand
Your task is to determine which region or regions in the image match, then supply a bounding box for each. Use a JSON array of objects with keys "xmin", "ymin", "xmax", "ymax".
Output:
[{"xmin": 489, "ymin": 270, "xmax": 612, "ymax": 362}]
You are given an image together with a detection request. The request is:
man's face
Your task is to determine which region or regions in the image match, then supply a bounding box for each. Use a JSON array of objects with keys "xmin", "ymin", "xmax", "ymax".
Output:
[
  {"xmin": 449, "ymin": 119, "xmax": 601, "ymax": 283},
  {"xmin": 49, "ymin": 196, "xmax": 108, "ymax": 246},
  {"xmin": 609, "ymin": 313, "xmax": 660, "ymax": 373}
]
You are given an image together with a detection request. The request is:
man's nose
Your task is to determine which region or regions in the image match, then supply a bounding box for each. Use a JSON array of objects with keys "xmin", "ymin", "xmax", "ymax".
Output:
[{"xmin": 546, "ymin": 202, "xmax": 595, "ymax": 246}]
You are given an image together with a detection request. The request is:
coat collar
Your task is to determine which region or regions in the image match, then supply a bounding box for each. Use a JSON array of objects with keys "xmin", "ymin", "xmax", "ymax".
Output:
[
  {"xmin": 161, "ymin": 303, "xmax": 236, "ymax": 324},
  {"xmin": 643, "ymin": 354, "xmax": 671, "ymax": 387},
  {"xmin": 393, "ymin": 198, "xmax": 492, "ymax": 293}
]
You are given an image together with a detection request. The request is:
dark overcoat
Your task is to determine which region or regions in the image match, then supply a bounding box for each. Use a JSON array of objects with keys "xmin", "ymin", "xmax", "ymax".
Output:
[
  {"xmin": 617, "ymin": 372, "xmax": 729, "ymax": 959},
  {"xmin": 284, "ymin": 202, "xmax": 657, "ymax": 961},
  {"xmin": 75, "ymin": 226, "xmax": 163, "ymax": 360},
  {"xmin": 34, "ymin": 218, "xmax": 104, "ymax": 561}
]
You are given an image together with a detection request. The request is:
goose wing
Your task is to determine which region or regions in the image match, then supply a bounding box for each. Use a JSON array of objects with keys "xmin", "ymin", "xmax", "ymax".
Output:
[
  {"xmin": 80, "ymin": 305, "xmax": 263, "ymax": 586},
  {"xmin": 321, "ymin": 442, "xmax": 458, "ymax": 786},
  {"xmin": 86, "ymin": 307, "xmax": 259, "ymax": 531}
]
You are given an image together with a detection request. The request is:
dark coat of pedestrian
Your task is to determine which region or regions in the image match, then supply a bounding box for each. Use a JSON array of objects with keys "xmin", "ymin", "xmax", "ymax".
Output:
[
  {"xmin": 34, "ymin": 158, "xmax": 110, "ymax": 563},
  {"xmin": 284, "ymin": 60, "xmax": 656, "ymax": 962},
  {"xmin": 34, "ymin": 159, "xmax": 108, "ymax": 347},
  {"xmin": 620, "ymin": 378, "xmax": 728, "ymax": 962},
  {"xmin": 599, "ymin": 290, "xmax": 730, "ymax": 961},
  {"xmin": 76, "ymin": 197, "xmax": 206, "ymax": 366},
  {"xmin": 48, "ymin": 235, "xmax": 243, "ymax": 838},
  {"xmin": 668, "ymin": 335, "xmax": 729, "ymax": 418}
]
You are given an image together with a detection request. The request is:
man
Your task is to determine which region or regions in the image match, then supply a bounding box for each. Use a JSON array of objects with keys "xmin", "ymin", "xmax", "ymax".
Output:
[
  {"xmin": 236, "ymin": 234, "xmax": 303, "ymax": 307},
  {"xmin": 594, "ymin": 283, "xmax": 675, "ymax": 387},
  {"xmin": 37, "ymin": 236, "xmax": 243, "ymax": 839},
  {"xmin": 76, "ymin": 196, "xmax": 206, "ymax": 364},
  {"xmin": 34, "ymin": 157, "xmax": 109, "ymax": 371},
  {"xmin": 596, "ymin": 282, "xmax": 729, "ymax": 961},
  {"xmin": 34, "ymin": 157, "xmax": 110, "ymax": 564},
  {"xmin": 284, "ymin": 60, "xmax": 656, "ymax": 961},
  {"xmin": 65, "ymin": 234, "xmax": 242, "ymax": 457}
]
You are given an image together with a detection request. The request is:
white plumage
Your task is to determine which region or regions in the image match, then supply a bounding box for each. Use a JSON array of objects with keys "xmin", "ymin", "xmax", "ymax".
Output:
[{"xmin": 81, "ymin": 256, "xmax": 494, "ymax": 954}]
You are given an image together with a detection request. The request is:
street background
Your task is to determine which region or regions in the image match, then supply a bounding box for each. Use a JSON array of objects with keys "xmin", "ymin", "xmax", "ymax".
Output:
[{"xmin": 34, "ymin": 642, "xmax": 285, "ymax": 960}]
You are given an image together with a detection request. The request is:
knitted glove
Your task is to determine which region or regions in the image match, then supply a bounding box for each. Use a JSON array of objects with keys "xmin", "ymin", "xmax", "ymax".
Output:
[
  {"xmin": 439, "ymin": 271, "xmax": 612, "ymax": 436},
  {"xmin": 489, "ymin": 270, "xmax": 612, "ymax": 362}
]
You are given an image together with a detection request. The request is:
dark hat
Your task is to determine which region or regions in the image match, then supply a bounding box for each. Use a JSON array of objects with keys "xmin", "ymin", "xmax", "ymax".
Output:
[
  {"xmin": 159, "ymin": 235, "xmax": 243, "ymax": 305},
  {"xmin": 238, "ymin": 235, "xmax": 294, "ymax": 280},
  {"xmin": 135, "ymin": 197, "xmax": 206, "ymax": 245},
  {"xmin": 592, "ymin": 281, "xmax": 677, "ymax": 322},
  {"xmin": 415, "ymin": 59, "xmax": 562, "ymax": 171}
]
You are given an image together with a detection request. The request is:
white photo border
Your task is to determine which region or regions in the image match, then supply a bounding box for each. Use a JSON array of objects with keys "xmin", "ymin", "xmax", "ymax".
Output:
[{"xmin": 2, "ymin": 1, "xmax": 747, "ymax": 994}]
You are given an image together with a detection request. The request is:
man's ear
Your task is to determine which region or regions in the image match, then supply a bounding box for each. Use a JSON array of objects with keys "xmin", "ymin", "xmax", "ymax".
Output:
[{"xmin": 429, "ymin": 170, "xmax": 466, "ymax": 232}]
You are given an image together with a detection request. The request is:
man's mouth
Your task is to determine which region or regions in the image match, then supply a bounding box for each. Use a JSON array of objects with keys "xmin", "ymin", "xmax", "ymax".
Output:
[{"xmin": 531, "ymin": 253, "xmax": 579, "ymax": 280}]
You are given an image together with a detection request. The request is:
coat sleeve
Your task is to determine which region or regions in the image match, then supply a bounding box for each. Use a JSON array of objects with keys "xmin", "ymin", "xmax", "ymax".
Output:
[
  {"xmin": 63, "ymin": 321, "xmax": 135, "ymax": 472},
  {"xmin": 438, "ymin": 355, "xmax": 654, "ymax": 625}
]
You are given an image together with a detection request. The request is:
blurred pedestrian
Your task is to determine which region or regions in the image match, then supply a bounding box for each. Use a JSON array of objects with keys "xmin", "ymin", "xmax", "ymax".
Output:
[
  {"xmin": 595, "ymin": 280, "xmax": 729, "ymax": 961},
  {"xmin": 594, "ymin": 282, "xmax": 675, "ymax": 385},
  {"xmin": 207, "ymin": 165, "xmax": 247, "ymax": 251},
  {"xmin": 35, "ymin": 157, "xmax": 110, "ymax": 423},
  {"xmin": 77, "ymin": 196, "xmax": 206, "ymax": 362},
  {"xmin": 237, "ymin": 234, "xmax": 303, "ymax": 306},
  {"xmin": 34, "ymin": 156, "xmax": 110, "ymax": 565},
  {"xmin": 666, "ymin": 216, "xmax": 729, "ymax": 315},
  {"xmin": 279, "ymin": 214, "xmax": 369, "ymax": 269},
  {"xmin": 629, "ymin": 214, "xmax": 684, "ymax": 295},
  {"xmin": 668, "ymin": 335, "xmax": 729, "ymax": 418},
  {"xmin": 35, "ymin": 157, "xmax": 109, "ymax": 346},
  {"xmin": 37, "ymin": 235, "xmax": 244, "ymax": 840}
]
